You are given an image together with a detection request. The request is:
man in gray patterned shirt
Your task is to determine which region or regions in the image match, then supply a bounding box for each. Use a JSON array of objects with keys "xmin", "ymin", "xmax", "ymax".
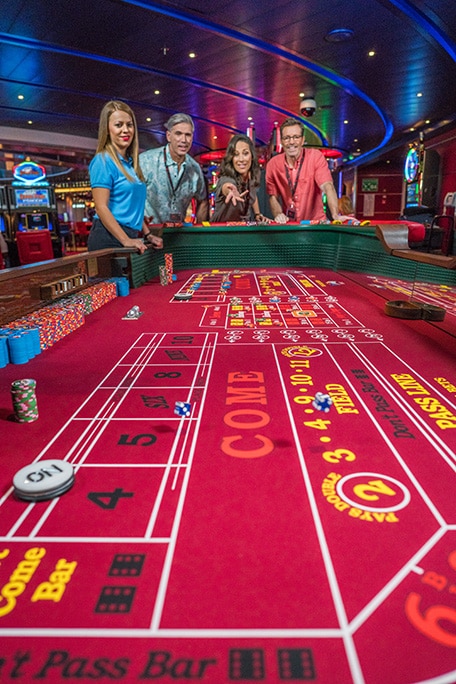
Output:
[{"xmin": 139, "ymin": 113, "xmax": 208, "ymax": 224}]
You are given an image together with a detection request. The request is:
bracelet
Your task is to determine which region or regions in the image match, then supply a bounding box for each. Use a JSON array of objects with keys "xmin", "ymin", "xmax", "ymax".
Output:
[{"xmin": 255, "ymin": 213, "xmax": 262, "ymax": 219}]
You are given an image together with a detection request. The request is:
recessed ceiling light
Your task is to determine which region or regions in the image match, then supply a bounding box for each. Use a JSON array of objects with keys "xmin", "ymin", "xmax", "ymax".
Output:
[
  {"xmin": 368, "ymin": 50, "xmax": 376, "ymax": 57},
  {"xmin": 416, "ymin": 92, "xmax": 423, "ymax": 97},
  {"xmin": 18, "ymin": 94, "xmax": 24, "ymax": 100},
  {"xmin": 324, "ymin": 28, "xmax": 354, "ymax": 43},
  {"xmin": 154, "ymin": 90, "xmax": 160, "ymax": 95},
  {"xmin": 146, "ymin": 117, "xmax": 151, "ymax": 122},
  {"xmin": 343, "ymin": 120, "xmax": 349, "ymax": 124},
  {"xmin": 189, "ymin": 52, "xmax": 196, "ymax": 58},
  {"xmin": 27, "ymin": 120, "xmax": 33, "ymax": 125}
]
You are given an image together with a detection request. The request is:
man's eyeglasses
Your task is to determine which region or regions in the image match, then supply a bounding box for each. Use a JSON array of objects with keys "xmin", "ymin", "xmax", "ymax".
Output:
[{"xmin": 282, "ymin": 135, "xmax": 303, "ymax": 143}]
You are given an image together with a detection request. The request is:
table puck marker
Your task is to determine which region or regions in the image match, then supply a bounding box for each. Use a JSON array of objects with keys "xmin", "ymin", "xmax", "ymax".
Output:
[
  {"xmin": 15, "ymin": 476, "xmax": 75, "ymax": 501},
  {"xmin": 13, "ymin": 459, "xmax": 74, "ymax": 496}
]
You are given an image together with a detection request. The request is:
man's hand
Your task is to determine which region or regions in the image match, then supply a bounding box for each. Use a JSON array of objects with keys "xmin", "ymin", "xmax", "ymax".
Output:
[{"xmin": 274, "ymin": 212, "xmax": 289, "ymax": 224}]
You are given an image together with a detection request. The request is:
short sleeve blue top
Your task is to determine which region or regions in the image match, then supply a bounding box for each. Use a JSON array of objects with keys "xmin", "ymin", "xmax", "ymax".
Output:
[{"xmin": 89, "ymin": 152, "xmax": 146, "ymax": 232}]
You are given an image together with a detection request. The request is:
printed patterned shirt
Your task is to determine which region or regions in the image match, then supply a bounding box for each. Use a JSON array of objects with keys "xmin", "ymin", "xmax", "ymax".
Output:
[{"xmin": 139, "ymin": 145, "xmax": 206, "ymax": 222}]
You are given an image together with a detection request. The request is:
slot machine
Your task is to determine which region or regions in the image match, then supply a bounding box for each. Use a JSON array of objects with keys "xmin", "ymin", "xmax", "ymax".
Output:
[
  {"xmin": 403, "ymin": 139, "xmax": 440, "ymax": 218},
  {"xmin": 7, "ymin": 160, "xmax": 62, "ymax": 265},
  {"xmin": 0, "ymin": 186, "xmax": 10, "ymax": 268},
  {"xmin": 0, "ymin": 186, "xmax": 9, "ymax": 235}
]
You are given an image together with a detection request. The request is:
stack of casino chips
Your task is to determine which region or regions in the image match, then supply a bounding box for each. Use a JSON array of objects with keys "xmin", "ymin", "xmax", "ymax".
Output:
[
  {"xmin": 69, "ymin": 292, "xmax": 92, "ymax": 316},
  {"xmin": 13, "ymin": 459, "xmax": 74, "ymax": 501},
  {"xmin": 2, "ymin": 281, "xmax": 118, "ymax": 364},
  {"xmin": 3, "ymin": 327, "xmax": 41, "ymax": 365},
  {"xmin": 113, "ymin": 277, "xmax": 130, "ymax": 296},
  {"xmin": 71, "ymin": 281, "xmax": 116, "ymax": 313},
  {"xmin": 7, "ymin": 334, "xmax": 29, "ymax": 364},
  {"xmin": 159, "ymin": 265, "xmax": 168, "ymax": 286},
  {"xmin": 11, "ymin": 378, "xmax": 39, "ymax": 423},
  {"xmin": 0, "ymin": 333, "xmax": 10, "ymax": 368},
  {"xmin": 89, "ymin": 281, "xmax": 117, "ymax": 308},
  {"xmin": 8, "ymin": 305, "xmax": 84, "ymax": 350},
  {"xmin": 6, "ymin": 282, "xmax": 117, "ymax": 353},
  {"xmin": 165, "ymin": 253, "xmax": 174, "ymax": 283}
]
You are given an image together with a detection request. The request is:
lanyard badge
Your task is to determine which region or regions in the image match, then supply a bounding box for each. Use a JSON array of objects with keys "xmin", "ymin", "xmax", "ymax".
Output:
[
  {"xmin": 285, "ymin": 151, "xmax": 304, "ymax": 220},
  {"xmin": 164, "ymin": 148, "xmax": 184, "ymax": 221}
]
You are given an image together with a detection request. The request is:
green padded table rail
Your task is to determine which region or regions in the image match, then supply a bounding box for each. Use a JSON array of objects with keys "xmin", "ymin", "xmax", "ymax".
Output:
[{"xmin": 130, "ymin": 224, "xmax": 456, "ymax": 289}]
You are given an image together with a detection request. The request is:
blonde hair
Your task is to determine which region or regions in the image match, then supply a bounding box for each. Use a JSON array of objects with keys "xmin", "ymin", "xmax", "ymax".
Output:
[
  {"xmin": 338, "ymin": 195, "xmax": 354, "ymax": 215},
  {"xmin": 95, "ymin": 100, "xmax": 144, "ymax": 182}
]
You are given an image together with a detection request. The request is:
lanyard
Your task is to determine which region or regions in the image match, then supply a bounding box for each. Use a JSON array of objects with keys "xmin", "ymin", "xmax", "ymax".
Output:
[
  {"xmin": 284, "ymin": 150, "xmax": 305, "ymax": 200},
  {"xmin": 164, "ymin": 147, "xmax": 185, "ymax": 197}
]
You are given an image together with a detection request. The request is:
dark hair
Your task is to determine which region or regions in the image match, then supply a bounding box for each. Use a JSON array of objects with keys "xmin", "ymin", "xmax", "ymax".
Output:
[
  {"xmin": 280, "ymin": 118, "xmax": 305, "ymax": 137},
  {"xmin": 219, "ymin": 134, "xmax": 260, "ymax": 187}
]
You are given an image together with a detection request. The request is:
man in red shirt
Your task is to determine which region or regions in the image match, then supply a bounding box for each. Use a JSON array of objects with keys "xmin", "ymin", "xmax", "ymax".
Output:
[{"xmin": 266, "ymin": 118, "xmax": 341, "ymax": 223}]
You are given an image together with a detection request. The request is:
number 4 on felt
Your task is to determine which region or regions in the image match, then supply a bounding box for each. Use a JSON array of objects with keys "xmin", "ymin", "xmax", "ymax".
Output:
[
  {"xmin": 88, "ymin": 488, "xmax": 134, "ymax": 509},
  {"xmin": 304, "ymin": 419, "xmax": 331, "ymax": 430}
]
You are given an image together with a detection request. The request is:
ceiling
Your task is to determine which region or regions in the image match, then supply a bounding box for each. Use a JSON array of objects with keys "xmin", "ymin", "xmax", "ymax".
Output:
[{"xmin": 1, "ymin": 0, "xmax": 456, "ymax": 178}]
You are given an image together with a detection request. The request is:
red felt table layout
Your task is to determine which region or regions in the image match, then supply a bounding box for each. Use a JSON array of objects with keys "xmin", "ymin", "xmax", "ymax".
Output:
[{"xmin": 0, "ymin": 267, "xmax": 455, "ymax": 684}]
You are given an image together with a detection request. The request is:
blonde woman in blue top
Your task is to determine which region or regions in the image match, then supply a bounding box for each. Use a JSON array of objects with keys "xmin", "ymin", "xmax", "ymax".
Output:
[{"xmin": 88, "ymin": 100, "xmax": 163, "ymax": 253}]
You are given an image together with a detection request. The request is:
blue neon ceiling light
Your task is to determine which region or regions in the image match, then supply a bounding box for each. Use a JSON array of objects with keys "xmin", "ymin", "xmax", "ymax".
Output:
[
  {"xmin": 0, "ymin": 31, "xmax": 326, "ymax": 145},
  {"xmin": 122, "ymin": 0, "xmax": 393, "ymax": 160}
]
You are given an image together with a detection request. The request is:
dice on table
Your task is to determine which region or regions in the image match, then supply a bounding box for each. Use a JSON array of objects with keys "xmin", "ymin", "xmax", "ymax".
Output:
[
  {"xmin": 312, "ymin": 392, "xmax": 333, "ymax": 413},
  {"xmin": 174, "ymin": 401, "xmax": 192, "ymax": 417}
]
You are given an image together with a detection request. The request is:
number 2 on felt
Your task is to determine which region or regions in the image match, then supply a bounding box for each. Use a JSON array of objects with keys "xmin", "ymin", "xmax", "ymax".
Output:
[{"xmin": 353, "ymin": 479, "xmax": 396, "ymax": 502}]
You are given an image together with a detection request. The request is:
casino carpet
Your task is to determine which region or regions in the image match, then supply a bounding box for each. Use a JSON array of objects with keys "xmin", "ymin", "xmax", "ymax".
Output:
[{"xmin": 0, "ymin": 268, "xmax": 455, "ymax": 683}]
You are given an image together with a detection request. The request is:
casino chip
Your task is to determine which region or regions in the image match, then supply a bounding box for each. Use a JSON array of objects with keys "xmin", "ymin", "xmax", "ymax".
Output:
[
  {"xmin": 10, "ymin": 378, "xmax": 38, "ymax": 423},
  {"xmin": 13, "ymin": 459, "xmax": 74, "ymax": 502},
  {"xmin": 174, "ymin": 292, "xmax": 193, "ymax": 300}
]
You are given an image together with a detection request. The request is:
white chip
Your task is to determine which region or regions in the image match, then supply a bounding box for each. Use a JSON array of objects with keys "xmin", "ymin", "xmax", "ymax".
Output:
[{"xmin": 13, "ymin": 459, "xmax": 74, "ymax": 495}]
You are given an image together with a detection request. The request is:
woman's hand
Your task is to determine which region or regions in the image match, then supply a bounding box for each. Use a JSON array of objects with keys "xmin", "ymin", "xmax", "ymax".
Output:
[
  {"xmin": 255, "ymin": 213, "xmax": 271, "ymax": 224},
  {"xmin": 144, "ymin": 233, "xmax": 164, "ymax": 249},
  {"xmin": 123, "ymin": 237, "xmax": 148, "ymax": 254},
  {"xmin": 224, "ymin": 183, "xmax": 248, "ymax": 206}
]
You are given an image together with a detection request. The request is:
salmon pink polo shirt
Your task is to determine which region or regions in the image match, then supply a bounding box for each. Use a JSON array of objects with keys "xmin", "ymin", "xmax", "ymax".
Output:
[{"xmin": 265, "ymin": 148, "xmax": 332, "ymax": 222}]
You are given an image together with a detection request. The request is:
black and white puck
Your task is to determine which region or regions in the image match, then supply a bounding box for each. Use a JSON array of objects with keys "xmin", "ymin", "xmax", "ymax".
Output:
[{"xmin": 13, "ymin": 459, "xmax": 74, "ymax": 501}]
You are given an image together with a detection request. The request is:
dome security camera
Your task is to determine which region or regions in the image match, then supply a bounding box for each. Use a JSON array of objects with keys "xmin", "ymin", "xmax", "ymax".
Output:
[{"xmin": 300, "ymin": 97, "xmax": 317, "ymax": 117}]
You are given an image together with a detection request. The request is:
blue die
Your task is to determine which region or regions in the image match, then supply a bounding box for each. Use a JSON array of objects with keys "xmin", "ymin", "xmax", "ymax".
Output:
[
  {"xmin": 174, "ymin": 401, "xmax": 192, "ymax": 417},
  {"xmin": 312, "ymin": 392, "xmax": 333, "ymax": 413}
]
